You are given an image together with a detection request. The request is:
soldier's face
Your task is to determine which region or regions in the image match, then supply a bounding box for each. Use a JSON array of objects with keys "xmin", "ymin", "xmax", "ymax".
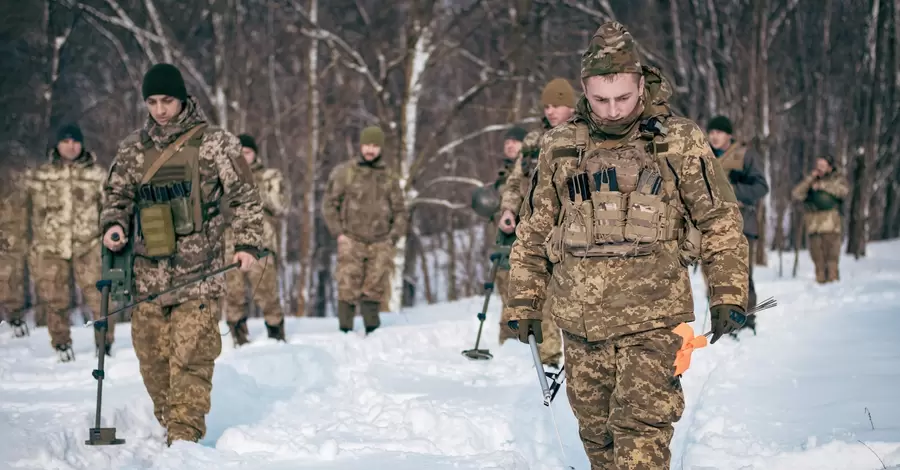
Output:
[
  {"xmin": 242, "ymin": 146, "xmax": 256, "ymax": 165},
  {"xmin": 708, "ymin": 130, "xmax": 731, "ymax": 150},
  {"xmin": 583, "ymin": 74, "xmax": 644, "ymax": 122},
  {"xmin": 361, "ymin": 143, "xmax": 381, "ymax": 161},
  {"xmin": 815, "ymin": 157, "xmax": 832, "ymax": 174},
  {"xmin": 503, "ymin": 138, "xmax": 522, "ymax": 159},
  {"xmin": 56, "ymin": 138, "xmax": 82, "ymax": 160},
  {"xmin": 145, "ymin": 95, "xmax": 183, "ymax": 126},
  {"xmin": 544, "ymin": 105, "xmax": 575, "ymax": 127}
]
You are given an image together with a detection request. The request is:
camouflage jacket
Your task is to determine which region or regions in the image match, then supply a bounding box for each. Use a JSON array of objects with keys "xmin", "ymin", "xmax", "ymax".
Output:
[
  {"xmin": 0, "ymin": 169, "xmax": 29, "ymax": 255},
  {"xmin": 322, "ymin": 156, "xmax": 408, "ymax": 244},
  {"xmin": 500, "ymin": 119, "xmax": 552, "ymax": 216},
  {"xmin": 226, "ymin": 160, "xmax": 288, "ymax": 255},
  {"xmin": 505, "ymin": 68, "xmax": 748, "ymax": 342},
  {"xmin": 25, "ymin": 149, "xmax": 105, "ymax": 260},
  {"xmin": 791, "ymin": 169, "xmax": 848, "ymax": 234},
  {"xmin": 101, "ymin": 96, "xmax": 264, "ymax": 306}
]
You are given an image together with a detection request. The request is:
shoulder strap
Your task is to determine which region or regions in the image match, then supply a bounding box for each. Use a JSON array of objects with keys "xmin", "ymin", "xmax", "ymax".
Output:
[
  {"xmin": 141, "ymin": 124, "xmax": 207, "ymax": 185},
  {"xmin": 574, "ymin": 123, "xmax": 589, "ymax": 165}
]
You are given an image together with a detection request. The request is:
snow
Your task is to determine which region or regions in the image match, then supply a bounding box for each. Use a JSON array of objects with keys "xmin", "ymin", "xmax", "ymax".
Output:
[{"xmin": 3, "ymin": 239, "xmax": 900, "ymax": 469}]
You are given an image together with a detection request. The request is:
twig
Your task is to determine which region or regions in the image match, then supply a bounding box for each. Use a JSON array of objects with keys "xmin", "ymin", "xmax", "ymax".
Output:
[
  {"xmin": 865, "ymin": 407, "xmax": 875, "ymax": 430},
  {"xmin": 857, "ymin": 440, "xmax": 887, "ymax": 469}
]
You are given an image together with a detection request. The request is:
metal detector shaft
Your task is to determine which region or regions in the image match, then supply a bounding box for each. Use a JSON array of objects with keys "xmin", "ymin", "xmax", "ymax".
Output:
[
  {"xmin": 471, "ymin": 254, "xmax": 502, "ymax": 350},
  {"xmin": 93, "ymin": 283, "xmax": 110, "ymax": 429},
  {"xmin": 528, "ymin": 334, "xmax": 552, "ymax": 405}
]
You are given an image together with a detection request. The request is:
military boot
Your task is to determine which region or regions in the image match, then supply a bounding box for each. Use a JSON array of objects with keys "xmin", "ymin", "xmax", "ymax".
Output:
[
  {"xmin": 227, "ymin": 317, "xmax": 250, "ymax": 347},
  {"xmin": 9, "ymin": 318, "xmax": 29, "ymax": 338},
  {"xmin": 826, "ymin": 262, "xmax": 840, "ymax": 282},
  {"xmin": 360, "ymin": 300, "xmax": 381, "ymax": 335},
  {"xmin": 337, "ymin": 301, "xmax": 355, "ymax": 333},
  {"xmin": 56, "ymin": 343, "xmax": 75, "ymax": 363},
  {"xmin": 814, "ymin": 265, "xmax": 827, "ymax": 283},
  {"xmin": 265, "ymin": 319, "xmax": 286, "ymax": 342}
]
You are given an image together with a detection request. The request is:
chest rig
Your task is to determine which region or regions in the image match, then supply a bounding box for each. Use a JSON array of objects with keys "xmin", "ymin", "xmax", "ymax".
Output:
[
  {"xmin": 546, "ymin": 117, "xmax": 699, "ymax": 261},
  {"xmin": 136, "ymin": 124, "xmax": 207, "ymax": 258}
]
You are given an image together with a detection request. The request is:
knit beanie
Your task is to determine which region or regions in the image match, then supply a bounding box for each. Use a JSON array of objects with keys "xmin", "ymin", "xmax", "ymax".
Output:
[
  {"xmin": 238, "ymin": 134, "xmax": 258, "ymax": 153},
  {"xmin": 142, "ymin": 63, "xmax": 188, "ymax": 101},
  {"xmin": 504, "ymin": 126, "xmax": 527, "ymax": 142},
  {"xmin": 581, "ymin": 21, "xmax": 643, "ymax": 78},
  {"xmin": 541, "ymin": 78, "xmax": 576, "ymax": 108},
  {"xmin": 56, "ymin": 123, "xmax": 83, "ymax": 143},
  {"xmin": 707, "ymin": 115, "xmax": 733, "ymax": 135},
  {"xmin": 360, "ymin": 126, "xmax": 385, "ymax": 146}
]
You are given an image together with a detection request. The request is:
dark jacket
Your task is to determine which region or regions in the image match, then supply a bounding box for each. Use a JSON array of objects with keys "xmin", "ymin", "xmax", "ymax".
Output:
[{"xmin": 714, "ymin": 142, "xmax": 769, "ymax": 238}]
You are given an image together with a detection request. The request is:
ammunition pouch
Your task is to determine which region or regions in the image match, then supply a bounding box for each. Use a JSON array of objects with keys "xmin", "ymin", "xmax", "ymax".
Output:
[{"xmin": 138, "ymin": 201, "xmax": 177, "ymax": 258}]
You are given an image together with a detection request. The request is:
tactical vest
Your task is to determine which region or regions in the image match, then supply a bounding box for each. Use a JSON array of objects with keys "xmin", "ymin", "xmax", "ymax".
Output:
[
  {"xmin": 545, "ymin": 117, "xmax": 701, "ymax": 265},
  {"xmin": 136, "ymin": 124, "xmax": 213, "ymax": 258}
]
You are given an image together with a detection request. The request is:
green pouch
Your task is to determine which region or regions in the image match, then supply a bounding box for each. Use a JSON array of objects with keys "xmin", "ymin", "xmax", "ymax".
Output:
[
  {"xmin": 169, "ymin": 183, "xmax": 194, "ymax": 236},
  {"xmin": 139, "ymin": 204, "xmax": 176, "ymax": 257}
]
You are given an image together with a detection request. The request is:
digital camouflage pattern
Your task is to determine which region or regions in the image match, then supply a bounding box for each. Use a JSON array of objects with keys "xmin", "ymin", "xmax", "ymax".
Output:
[
  {"xmin": 563, "ymin": 328, "xmax": 684, "ymax": 469},
  {"xmin": 101, "ymin": 96, "xmax": 264, "ymax": 307},
  {"xmin": 322, "ymin": 156, "xmax": 408, "ymax": 304},
  {"xmin": 809, "ymin": 233, "xmax": 842, "ymax": 282},
  {"xmin": 714, "ymin": 142, "xmax": 769, "ymax": 238},
  {"xmin": 499, "ymin": 126, "xmax": 549, "ymax": 216},
  {"xmin": 0, "ymin": 171, "xmax": 28, "ymax": 322},
  {"xmin": 25, "ymin": 149, "xmax": 112, "ymax": 348},
  {"xmin": 131, "ymin": 299, "xmax": 221, "ymax": 445},
  {"xmin": 791, "ymin": 168, "xmax": 848, "ymax": 283},
  {"xmin": 580, "ymin": 21, "xmax": 643, "ymax": 78}
]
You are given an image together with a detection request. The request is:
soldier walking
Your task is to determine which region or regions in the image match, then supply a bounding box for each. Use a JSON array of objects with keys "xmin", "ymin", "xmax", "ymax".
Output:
[
  {"xmin": 101, "ymin": 63, "xmax": 264, "ymax": 445},
  {"xmin": 322, "ymin": 126, "xmax": 408, "ymax": 334},
  {"xmin": 225, "ymin": 133, "xmax": 288, "ymax": 345},
  {"xmin": 0, "ymin": 166, "xmax": 29, "ymax": 337},
  {"xmin": 791, "ymin": 155, "xmax": 848, "ymax": 283},
  {"xmin": 505, "ymin": 22, "xmax": 749, "ymax": 469},
  {"xmin": 26, "ymin": 124, "xmax": 112, "ymax": 361}
]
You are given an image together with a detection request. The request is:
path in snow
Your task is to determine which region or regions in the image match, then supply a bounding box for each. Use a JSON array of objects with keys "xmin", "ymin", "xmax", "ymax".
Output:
[{"xmin": 2, "ymin": 241, "xmax": 900, "ymax": 469}]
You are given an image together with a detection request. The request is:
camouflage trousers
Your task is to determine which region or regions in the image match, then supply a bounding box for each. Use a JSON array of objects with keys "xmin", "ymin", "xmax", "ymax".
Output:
[
  {"xmin": 0, "ymin": 253, "xmax": 26, "ymax": 323},
  {"xmin": 132, "ymin": 299, "xmax": 221, "ymax": 445},
  {"xmin": 496, "ymin": 269, "xmax": 563, "ymax": 366},
  {"xmin": 30, "ymin": 250, "xmax": 114, "ymax": 348},
  {"xmin": 336, "ymin": 237, "xmax": 393, "ymax": 304},
  {"xmin": 224, "ymin": 253, "xmax": 284, "ymax": 325},
  {"xmin": 746, "ymin": 237, "xmax": 758, "ymax": 310},
  {"xmin": 563, "ymin": 327, "xmax": 684, "ymax": 470},
  {"xmin": 809, "ymin": 232, "xmax": 841, "ymax": 283}
]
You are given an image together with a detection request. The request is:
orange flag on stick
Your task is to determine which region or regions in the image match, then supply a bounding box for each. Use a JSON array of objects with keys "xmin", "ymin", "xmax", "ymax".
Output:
[{"xmin": 673, "ymin": 323, "xmax": 708, "ymax": 376}]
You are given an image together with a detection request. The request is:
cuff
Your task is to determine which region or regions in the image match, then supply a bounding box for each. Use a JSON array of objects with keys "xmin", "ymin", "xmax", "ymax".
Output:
[
  {"xmin": 235, "ymin": 244, "xmax": 262, "ymax": 258},
  {"xmin": 708, "ymin": 285, "xmax": 747, "ymax": 311},
  {"xmin": 505, "ymin": 297, "xmax": 544, "ymax": 321}
]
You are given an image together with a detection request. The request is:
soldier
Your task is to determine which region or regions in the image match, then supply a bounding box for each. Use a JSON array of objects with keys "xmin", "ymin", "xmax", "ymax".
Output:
[
  {"xmin": 707, "ymin": 115, "xmax": 769, "ymax": 329},
  {"xmin": 101, "ymin": 63, "xmax": 264, "ymax": 445},
  {"xmin": 322, "ymin": 126, "xmax": 408, "ymax": 334},
  {"xmin": 791, "ymin": 155, "xmax": 848, "ymax": 283},
  {"xmin": 496, "ymin": 78, "xmax": 576, "ymax": 368},
  {"xmin": 504, "ymin": 22, "xmax": 748, "ymax": 469},
  {"xmin": 224, "ymin": 134, "xmax": 288, "ymax": 346},
  {"xmin": 25, "ymin": 124, "xmax": 112, "ymax": 361},
  {"xmin": 0, "ymin": 165, "xmax": 29, "ymax": 337}
]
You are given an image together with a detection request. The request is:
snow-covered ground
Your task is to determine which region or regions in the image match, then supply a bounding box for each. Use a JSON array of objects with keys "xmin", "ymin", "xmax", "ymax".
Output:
[{"xmin": 2, "ymin": 240, "xmax": 900, "ymax": 470}]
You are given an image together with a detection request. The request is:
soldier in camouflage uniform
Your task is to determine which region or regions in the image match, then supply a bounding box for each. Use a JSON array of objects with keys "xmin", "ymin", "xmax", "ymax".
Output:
[
  {"xmin": 504, "ymin": 22, "xmax": 749, "ymax": 469},
  {"xmin": 496, "ymin": 79, "xmax": 576, "ymax": 368},
  {"xmin": 322, "ymin": 126, "xmax": 408, "ymax": 334},
  {"xmin": 224, "ymin": 134, "xmax": 288, "ymax": 346},
  {"xmin": 791, "ymin": 155, "xmax": 848, "ymax": 283},
  {"xmin": 101, "ymin": 63, "xmax": 264, "ymax": 445},
  {"xmin": 25, "ymin": 124, "xmax": 112, "ymax": 361},
  {"xmin": 0, "ymin": 166, "xmax": 29, "ymax": 337}
]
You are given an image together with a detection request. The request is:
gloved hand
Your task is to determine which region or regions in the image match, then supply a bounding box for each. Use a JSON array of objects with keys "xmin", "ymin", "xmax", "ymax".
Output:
[
  {"xmin": 507, "ymin": 319, "xmax": 543, "ymax": 345},
  {"xmin": 710, "ymin": 304, "xmax": 746, "ymax": 344}
]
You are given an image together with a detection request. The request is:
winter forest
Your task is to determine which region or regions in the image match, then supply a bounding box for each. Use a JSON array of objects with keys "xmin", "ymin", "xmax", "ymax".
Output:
[{"xmin": 2, "ymin": 0, "xmax": 898, "ymax": 318}]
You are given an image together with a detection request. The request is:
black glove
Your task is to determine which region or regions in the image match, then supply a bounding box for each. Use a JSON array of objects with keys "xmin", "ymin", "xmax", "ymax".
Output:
[
  {"xmin": 710, "ymin": 304, "xmax": 746, "ymax": 344},
  {"xmin": 507, "ymin": 319, "xmax": 542, "ymax": 345}
]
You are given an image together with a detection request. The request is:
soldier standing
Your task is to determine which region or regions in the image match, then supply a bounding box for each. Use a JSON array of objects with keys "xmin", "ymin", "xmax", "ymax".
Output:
[
  {"xmin": 25, "ymin": 124, "xmax": 112, "ymax": 361},
  {"xmin": 505, "ymin": 22, "xmax": 749, "ymax": 469},
  {"xmin": 707, "ymin": 115, "xmax": 769, "ymax": 328},
  {"xmin": 497, "ymin": 78, "xmax": 576, "ymax": 368},
  {"xmin": 791, "ymin": 155, "xmax": 848, "ymax": 283},
  {"xmin": 101, "ymin": 63, "xmax": 264, "ymax": 445},
  {"xmin": 0, "ymin": 166, "xmax": 29, "ymax": 337},
  {"xmin": 224, "ymin": 134, "xmax": 288, "ymax": 345},
  {"xmin": 322, "ymin": 126, "xmax": 408, "ymax": 334}
]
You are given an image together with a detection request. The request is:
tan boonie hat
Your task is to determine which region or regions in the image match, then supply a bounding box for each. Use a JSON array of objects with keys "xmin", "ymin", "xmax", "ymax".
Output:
[
  {"xmin": 541, "ymin": 78, "xmax": 576, "ymax": 108},
  {"xmin": 581, "ymin": 21, "xmax": 642, "ymax": 78},
  {"xmin": 360, "ymin": 126, "xmax": 385, "ymax": 146}
]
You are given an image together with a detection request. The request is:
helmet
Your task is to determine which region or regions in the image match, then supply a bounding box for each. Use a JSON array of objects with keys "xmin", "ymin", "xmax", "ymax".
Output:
[{"xmin": 471, "ymin": 185, "xmax": 501, "ymax": 219}]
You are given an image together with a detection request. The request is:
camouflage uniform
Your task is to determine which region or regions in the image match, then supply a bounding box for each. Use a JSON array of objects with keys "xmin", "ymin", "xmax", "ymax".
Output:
[
  {"xmin": 25, "ymin": 147, "xmax": 111, "ymax": 355},
  {"xmin": 0, "ymin": 170, "xmax": 29, "ymax": 334},
  {"xmin": 505, "ymin": 22, "xmax": 748, "ymax": 469},
  {"xmin": 225, "ymin": 158, "xmax": 288, "ymax": 345},
  {"xmin": 791, "ymin": 163, "xmax": 848, "ymax": 283},
  {"xmin": 101, "ymin": 91, "xmax": 264, "ymax": 445},
  {"xmin": 322, "ymin": 127, "xmax": 408, "ymax": 333}
]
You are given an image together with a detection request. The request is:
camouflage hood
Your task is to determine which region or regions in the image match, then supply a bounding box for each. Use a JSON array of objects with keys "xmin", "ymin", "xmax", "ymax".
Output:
[
  {"xmin": 143, "ymin": 95, "xmax": 207, "ymax": 148},
  {"xmin": 48, "ymin": 148, "xmax": 97, "ymax": 167},
  {"xmin": 574, "ymin": 65, "xmax": 674, "ymax": 138}
]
